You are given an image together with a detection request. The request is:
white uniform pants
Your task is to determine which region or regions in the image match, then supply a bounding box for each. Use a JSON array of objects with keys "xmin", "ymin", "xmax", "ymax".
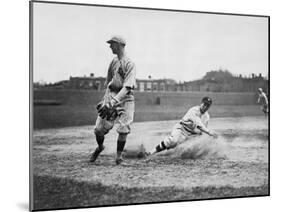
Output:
[{"xmin": 163, "ymin": 123, "xmax": 199, "ymax": 149}]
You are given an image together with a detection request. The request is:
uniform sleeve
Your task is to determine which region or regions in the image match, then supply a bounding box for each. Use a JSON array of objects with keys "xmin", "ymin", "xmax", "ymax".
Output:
[
  {"xmin": 193, "ymin": 116, "xmax": 209, "ymax": 132},
  {"xmin": 123, "ymin": 61, "xmax": 136, "ymax": 89},
  {"xmin": 183, "ymin": 108, "xmax": 207, "ymax": 131},
  {"xmin": 202, "ymin": 113, "xmax": 210, "ymax": 127},
  {"xmin": 257, "ymin": 95, "xmax": 261, "ymax": 103},
  {"xmin": 105, "ymin": 60, "xmax": 114, "ymax": 87},
  {"xmin": 186, "ymin": 109, "xmax": 209, "ymax": 133}
]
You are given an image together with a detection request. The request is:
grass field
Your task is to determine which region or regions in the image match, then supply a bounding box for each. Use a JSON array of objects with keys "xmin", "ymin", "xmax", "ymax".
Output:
[
  {"xmin": 33, "ymin": 89, "xmax": 261, "ymax": 129},
  {"xmin": 31, "ymin": 116, "xmax": 269, "ymax": 210},
  {"xmin": 34, "ymin": 104, "xmax": 263, "ymax": 129}
]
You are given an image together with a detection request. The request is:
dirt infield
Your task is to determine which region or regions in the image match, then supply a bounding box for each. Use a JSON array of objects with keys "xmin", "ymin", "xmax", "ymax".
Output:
[{"xmin": 32, "ymin": 116, "xmax": 268, "ymax": 210}]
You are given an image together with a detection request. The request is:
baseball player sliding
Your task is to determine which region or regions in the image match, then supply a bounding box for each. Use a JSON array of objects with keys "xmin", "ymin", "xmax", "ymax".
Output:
[
  {"xmin": 148, "ymin": 97, "xmax": 218, "ymax": 155},
  {"xmin": 90, "ymin": 36, "xmax": 136, "ymax": 165}
]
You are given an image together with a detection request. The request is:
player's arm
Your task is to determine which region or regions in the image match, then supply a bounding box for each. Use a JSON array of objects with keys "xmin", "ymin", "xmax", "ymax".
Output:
[
  {"xmin": 105, "ymin": 60, "xmax": 114, "ymax": 87},
  {"xmin": 257, "ymin": 95, "xmax": 261, "ymax": 103},
  {"xmin": 111, "ymin": 60, "xmax": 136, "ymax": 106},
  {"xmin": 98, "ymin": 86, "xmax": 131, "ymax": 120},
  {"xmin": 194, "ymin": 116, "xmax": 218, "ymax": 138},
  {"xmin": 102, "ymin": 60, "xmax": 115, "ymax": 104},
  {"xmin": 197, "ymin": 126, "xmax": 218, "ymax": 138},
  {"xmin": 110, "ymin": 86, "xmax": 131, "ymax": 105}
]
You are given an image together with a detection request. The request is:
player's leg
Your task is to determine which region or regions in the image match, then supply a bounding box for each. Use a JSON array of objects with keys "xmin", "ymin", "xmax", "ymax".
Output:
[
  {"xmin": 115, "ymin": 101, "xmax": 134, "ymax": 165},
  {"xmin": 150, "ymin": 140, "xmax": 168, "ymax": 155},
  {"xmin": 150, "ymin": 126, "xmax": 187, "ymax": 155},
  {"xmin": 115, "ymin": 133, "xmax": 128, "ymax": 164},
  {"xmin": 263, "ymin": 104, "xmax": 269, "ymax": 116},
  {"xmin": 90, "ymin": 116, "xmax": 114, "ymax": 162}
]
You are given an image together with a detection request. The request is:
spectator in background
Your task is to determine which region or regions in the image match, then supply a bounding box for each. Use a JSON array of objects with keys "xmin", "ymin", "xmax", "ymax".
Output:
[{"xmin": 257, "ymin": 88, "xmax": 268, "ymax": 115}]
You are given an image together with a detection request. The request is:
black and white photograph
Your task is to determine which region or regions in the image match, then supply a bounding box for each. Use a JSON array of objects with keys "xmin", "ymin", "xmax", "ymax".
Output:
[{"xmin": 30, "ymin": 1, "xmax": 269, "ymax": 211}]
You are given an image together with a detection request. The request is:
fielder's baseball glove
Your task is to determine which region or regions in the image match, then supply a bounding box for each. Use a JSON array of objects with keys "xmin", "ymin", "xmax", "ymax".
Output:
[{"xmin": 96, "ymin": 101, "xmax": 120, "ymax": 121}]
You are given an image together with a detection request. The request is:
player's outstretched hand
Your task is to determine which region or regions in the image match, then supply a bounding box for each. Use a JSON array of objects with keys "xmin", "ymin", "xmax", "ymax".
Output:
[{"xmin": 210, "ymin": 131, "xmax": 219, "ymax": 139}]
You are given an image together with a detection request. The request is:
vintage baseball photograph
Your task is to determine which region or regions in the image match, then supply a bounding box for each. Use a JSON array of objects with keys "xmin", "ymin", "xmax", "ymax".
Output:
[{"xmin": 30, "ymin": 1, "xmax": 269, "ymax": 211}]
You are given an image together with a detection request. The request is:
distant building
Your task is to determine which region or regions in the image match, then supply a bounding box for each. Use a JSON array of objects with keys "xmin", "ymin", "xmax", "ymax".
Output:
[
  {"xmin": 66, "ymin": 76, "xmax": 177, "ymax": 92},
  {"xmin": 37, "ymin": 70, "xmax": 268, "ymax": 93},
  {"xmin": 184, "ymin": 72, "xmax": 268, "ymax": 93},
  {"xmin": 68, "ymin": 74, "xmax": 106, "ymax": 90},
  {"xmin": 135, "ymin": 79, "xmax": 177, "ymax": 92}
]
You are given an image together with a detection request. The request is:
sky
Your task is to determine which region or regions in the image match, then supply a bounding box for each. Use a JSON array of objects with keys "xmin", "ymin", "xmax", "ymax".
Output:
[{"xmin": 32, "ymin": 2, "xmax": 268, "ymax": 83}]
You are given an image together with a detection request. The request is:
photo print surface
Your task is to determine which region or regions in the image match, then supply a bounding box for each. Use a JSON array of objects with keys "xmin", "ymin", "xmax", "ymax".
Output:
[{"xmin": 30, "ymin": 1, "xmax": 269, "ymax": 211}]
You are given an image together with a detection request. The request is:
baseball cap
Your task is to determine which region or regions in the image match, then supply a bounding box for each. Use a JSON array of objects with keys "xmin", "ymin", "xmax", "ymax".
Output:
[
  {"xmin": 106, "ymin": 36, "xmax": 126, "ymax": 46},
  {"xmin": 202, "ymin": 97, "xmax": 212, "ymax": 106},
  {"xmin": 258, "ymin": 88, "xmax": 263, "ymax": 92}
]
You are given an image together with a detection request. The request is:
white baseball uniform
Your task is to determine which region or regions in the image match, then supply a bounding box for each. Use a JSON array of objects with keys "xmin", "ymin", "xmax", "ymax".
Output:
[
  {"xmin": 94, "ymin": 55, "xmax": 136, "ymax": 135},
  {"xmin": 163, "ymin": 105, "xmax": 210, "ymax": 148},
  {"xmin": 258, "ymin": 92, "xmax": 268, "ymax": 113}
]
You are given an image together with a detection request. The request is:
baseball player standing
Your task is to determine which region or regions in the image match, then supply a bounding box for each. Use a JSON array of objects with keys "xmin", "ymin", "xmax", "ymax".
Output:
[
  {"xmin": 257, "ymin": 88, "xmax": 268, "ymax": 115},
  {"xmin": 148, "ymin": 97, "xmax": 218, "ymax": 155},
  {"xmin": 90, "ymin": 36, "xmax": 136, "ymax": 165}
]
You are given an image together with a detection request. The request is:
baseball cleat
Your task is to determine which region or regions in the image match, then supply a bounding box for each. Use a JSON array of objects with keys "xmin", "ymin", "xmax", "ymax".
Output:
[
  {"xmin": 90, "ymin": 145, "xmax": 105, "ymax": 162},
  {"xmin": 115, "ymin": 156, "xmax": 124, "ymax": 165},
  {"xmin": 115, "ymin": 157, "xmax": 131, "ymax": 166},
  {"xmin": 115, "ymin": 156, "xmax": 127, "ymax": 165}
]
